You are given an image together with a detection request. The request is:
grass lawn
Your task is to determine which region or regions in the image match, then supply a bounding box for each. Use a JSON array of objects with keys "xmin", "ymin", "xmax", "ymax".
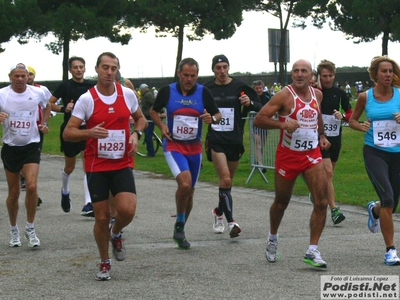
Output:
[{"xmin": 36, "ymin": 106, "xmax": 379, "ymax": 210}]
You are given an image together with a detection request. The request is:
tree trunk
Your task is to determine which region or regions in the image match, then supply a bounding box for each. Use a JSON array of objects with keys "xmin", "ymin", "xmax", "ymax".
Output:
[
  {"xmin": 174, "ymin": 23, "xmax": 184, "ymax": 82},
  {"xmin": 381, "ymin": 30, "xmax": 389, "ymax": 56},
  {"xmin": 62, "ymin": 32, "xmax": 71, "ymax": 81}
]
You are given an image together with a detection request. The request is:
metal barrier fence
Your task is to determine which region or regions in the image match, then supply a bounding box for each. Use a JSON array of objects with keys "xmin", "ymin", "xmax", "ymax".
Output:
[{"xmin": 246, "ymin": 112, "xmax": 279, "ymax": 184}]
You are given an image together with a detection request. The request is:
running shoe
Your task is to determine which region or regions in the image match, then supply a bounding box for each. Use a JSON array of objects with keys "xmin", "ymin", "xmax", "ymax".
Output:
[
  {"xmin": 212, "ymin": 208, "xmax": 224, "ymax": 234},
  {"xmin": 110, "ymin": 228, "xmax": 126, "ymax": 261},
  {"xmin": 228, "ymin": 222, "xmax": 241, "ymax": 238},
  {"xmin": 384, "ymin": 249, "xmax": 400, "ymax": 266},
  {"xmin": 20, "ymin": 175, "xmax": 26, "ymax": 190},
  {"xmin": 366, "ymin": 201, "xmax": 380, "ymax": 233},
  {"xmin": 303, "ymin": 248, "xmax": 327, "ymax": 268},
  {"xmin": 95, "ymin": 260, "xmax": 111, "ymax": 281},
  {"xmin": 9, "ymin": 228, "xmax": 21, "ymax": 247},
  {"xmin": 308, "ymin": 193, "xmax": 314, "ymax": 204},
  {"xmin": 25, "ymin": 227, "xmax": 40, "ymax": 247},
  {"xmin": 173, "ymin": 225, "xmax": 190, "ymax": 250},
  {"xmin": 37, "ymin": 197, "xmax": 43, "ymax": 207},
  {"xmin": 331, "ymin": 207, "xmax": 345, "ymax": 225},
  {"xmin": 61, "ymin": 189, "xmax": 71, "ymax": 213},
  {"xmin": 81, "ymin": 202, "xmax": 94, "ymax": 217},
  {"xmin": 265, "ymin": 239, "xmax": 279, "ymax": 262}
]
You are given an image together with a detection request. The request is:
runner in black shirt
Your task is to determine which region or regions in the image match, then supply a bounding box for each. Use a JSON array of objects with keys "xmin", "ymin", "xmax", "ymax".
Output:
[
  {"xmin": 49, "ymin": 56, "xmax": 95, "ymax": 216},
  {"xmin": 204, "ymin": 55, "xmax": 261, "ymax": 238},
  {"xmin": 314, "ymin": 59, "xmax": 352, "ymax": 225}
]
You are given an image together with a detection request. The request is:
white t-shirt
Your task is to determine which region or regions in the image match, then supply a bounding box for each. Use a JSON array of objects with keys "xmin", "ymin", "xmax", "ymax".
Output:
[
  {"xmin": 72, "ymin": 83, "xmax": 139, "ymax": 121},
  {"xmin": 0, "ymin": 85, "xmax": 48, "ymax": 146}
]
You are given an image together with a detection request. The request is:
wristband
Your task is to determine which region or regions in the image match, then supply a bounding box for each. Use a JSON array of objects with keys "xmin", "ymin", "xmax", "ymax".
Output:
[
  {"xmin": 319, "ymin": 132, "xmax": 326, "ymax": 137},
  {"xmin": 60, "ymin": 106, "xmax": 65, "ymax": 113}
]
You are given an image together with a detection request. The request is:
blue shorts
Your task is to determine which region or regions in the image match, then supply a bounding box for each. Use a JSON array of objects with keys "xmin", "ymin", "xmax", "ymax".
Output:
[{"xmin": 164, "ymin": 151, "xmax": 202, "ymax": 188}]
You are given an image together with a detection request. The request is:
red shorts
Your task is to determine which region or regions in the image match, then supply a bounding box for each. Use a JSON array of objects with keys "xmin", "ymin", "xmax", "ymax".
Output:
[{"xmin": 275, "ymin": 146, "xmax": 322, "ymax": 180}]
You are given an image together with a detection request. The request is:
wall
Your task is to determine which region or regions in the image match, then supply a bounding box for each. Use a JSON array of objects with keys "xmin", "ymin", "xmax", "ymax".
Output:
[{"xmin": 0, "ymin": 71, "xmax": 371, "ymax": 91}]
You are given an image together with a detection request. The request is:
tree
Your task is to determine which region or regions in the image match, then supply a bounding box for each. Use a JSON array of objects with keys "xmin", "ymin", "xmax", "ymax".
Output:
[
  {"xmin": 17, "ymin": 0, "xmax": 137, "ymax": 80},
  {"xmin": 0, "ymin": 0, "xmax": 39, "ymax": 53},
  {"xmin": 291, "ymin": 0, "xmax": 400, "ymax": 57},
  {"xmin": 326, "ymin": 0, "xmax": 400, "ymax": 56},
  {"xmin": 133, "ymin": 0, "xmax": 258, "ymax": 80}
]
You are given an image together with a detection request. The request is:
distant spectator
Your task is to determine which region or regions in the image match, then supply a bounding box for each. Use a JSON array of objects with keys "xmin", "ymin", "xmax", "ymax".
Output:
[
  {"xmin": 345, "ymin": 81, "xmax": 352, "ymax": 99},
  {"xmin": 152, "ymin": 87, "xmax": 158, "ymax": 97}
]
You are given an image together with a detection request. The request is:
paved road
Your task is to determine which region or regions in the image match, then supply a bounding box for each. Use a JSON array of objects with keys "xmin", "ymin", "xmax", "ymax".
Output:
[{"xmin": 0, "ymin": 154, "xmax": 399, "ymax": 299}]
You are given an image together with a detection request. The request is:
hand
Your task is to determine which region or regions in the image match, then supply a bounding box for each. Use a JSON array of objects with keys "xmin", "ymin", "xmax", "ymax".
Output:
[
  {"xmin": 65, "ymin": 100, "xmax": 74, "ymax": 113},
  {"xmin": 393, "ymin": 112, "xmax": 400, "ymax": 123},
  {"xmin": 200, "ymin": 109, "xmax": 212, "ymax": 124},
  {"xmin": 0, "ymin": 112, "xmax": 8, "ymax": 123},
  {"xmin": 285, "ymin": 120, "xmax": 299, "ymax": 133},
  {"xmin": 239, "ymin": 93, "xmax": 251, "ymax": 107},
  {"xmin": 90, "ymin": 122, "xmax": 109, "ymax": 139},
  {"xmin": 319, "ymin": 135, "xmax": 331, "ymax": 150},
  {"xmin": 361, "ymin": 118, "xmax": 371, "ymax": 132},
  {"xmin": 333, "ymin": 109, "xmax": 343, "ymax": 120},
  {"xmin": 38, "ymin": 123, "xmax": 49, "ymax": 134}
]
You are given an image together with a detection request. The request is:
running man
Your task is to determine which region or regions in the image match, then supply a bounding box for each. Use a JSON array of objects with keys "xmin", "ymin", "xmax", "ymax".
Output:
[
  {"xmin": 49, "ymin": 56, "xmax": 95, "ymax": 216},
  {"xmin": 150, "ymin": 57, "xmax": 221, "ymax": 249},
  {"xmin": 0, "ymin": 63, "xmax": 51, "ymax": 248},
  {"xmin": 254, "ymin": 59, "xmax": 331, "ymax": 268},
  {"xmin": 63, "ymin": 52, "xmax": 147, "ymax": 280},
  {"xmin": 204, "ymin": 54, "xmax": 261, "ymax": 238},
  {"xmin": 313, "ymin": 59, "xmax": 352, "ymax": 225}
]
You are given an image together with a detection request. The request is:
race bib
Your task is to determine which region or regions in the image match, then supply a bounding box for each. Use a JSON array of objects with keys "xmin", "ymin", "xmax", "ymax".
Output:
[
  {"xmin": 172, "ymin": 115, "xmax": 198, "ymax": 140},
  {"xmin": 9, "ymin": 110, "xmax": 35, "ymax": 136},
  {"xmin": 290, "ymin": 128, "xmax": 318, "ymax": 151},
  {"xmin": 373, "ymin": 120, "xmax": 400, "ymax": 147},
  {"xmin": 97, "ymin": 129, "xmax": 126, "ymax": 159},
  {"xmin": 211, "ymin": 107, "xmax": 234, "ymax": 131},
  {"xmin": 322, "ymin": 114, "xmax": 341, "ymax": 137}
]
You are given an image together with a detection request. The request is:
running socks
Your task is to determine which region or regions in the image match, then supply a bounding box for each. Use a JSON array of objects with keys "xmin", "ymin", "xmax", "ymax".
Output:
[{"xmin": 218, "ymin": 187, "xmax": 234, "ymax": 223}]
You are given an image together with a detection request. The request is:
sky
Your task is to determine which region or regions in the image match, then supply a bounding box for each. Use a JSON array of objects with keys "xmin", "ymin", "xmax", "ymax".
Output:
[{"xmin": 1, "ymin": 11, "xmax": 399, "ymax": 82}]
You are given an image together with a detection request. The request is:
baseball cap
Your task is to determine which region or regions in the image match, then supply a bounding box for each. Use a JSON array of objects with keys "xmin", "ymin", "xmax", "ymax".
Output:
[
  {"xmin": 9, "ymin": 63, "xmax": 28, "ymax": 73},
  {"xmin": 28, "ymin": 66, "xmax": 36, "ymax": 76},
  {"xmin": 139, "ymin": 83, "xmax": 148, "ymax": 90},
  {"xmin": 211, "ymin": 54, "xmax": 229, "ymax": 70}
]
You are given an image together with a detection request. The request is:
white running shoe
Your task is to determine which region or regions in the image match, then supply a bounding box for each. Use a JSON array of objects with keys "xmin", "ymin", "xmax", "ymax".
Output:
[
  {"xmin": 366, "ymin": 201, "xmax": 380, "ymax": 233},
  {"xmin": 384, "ymin": 249, "xmax": 400, "ymax": 266},
  {"xmin": 25, "ymin": 228, "xmax": 40, "ymax": 247},
  {"xmin": 9, "ymin": 228, "xmax": 21, "ymax": 247},
  {"xmin": 212, "ymin": 208, "xmax": 225, "ymax": 233},
  {"xmin": 228, "ymin": 222, "xmax": 241, "ymax": 238},
  {"xmin": 303, "ymin": 248, "xmax": 327, "ymax": 268},
  {"xmin": 266, "ymin": 239, "xmax": 279, "ymax": 262}
]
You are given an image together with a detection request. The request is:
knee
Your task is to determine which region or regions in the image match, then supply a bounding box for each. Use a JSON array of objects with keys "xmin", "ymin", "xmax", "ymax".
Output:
[
  {"xmin": 220, "ymin": 176, "xmax": 232, "ymax": 187},
  {"xmin": 25, "ymin": 182, "xmax": 37, "ymax": 195}
]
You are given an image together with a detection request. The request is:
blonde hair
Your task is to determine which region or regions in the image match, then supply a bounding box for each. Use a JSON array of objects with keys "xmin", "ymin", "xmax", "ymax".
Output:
[{"xmin": 368, "ymin": 55, "xmax": 400, "ymax": 87}]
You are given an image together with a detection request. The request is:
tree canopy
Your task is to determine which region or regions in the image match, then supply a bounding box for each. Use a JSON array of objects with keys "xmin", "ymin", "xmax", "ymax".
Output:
[
  {"xmin": 133, "ymin": 0, "xmax": 258, "ymax": 80},
  {"xmin": 291, "ymin": 0, "xmax": 400, "ymax": 56},
  {"xmin": 14, "ymin": 0, "xmax": 137, "ymax": 80}
]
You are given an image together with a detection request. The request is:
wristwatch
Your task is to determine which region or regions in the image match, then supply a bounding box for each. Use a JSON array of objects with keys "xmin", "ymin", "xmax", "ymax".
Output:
[
  {"xmin": 212, "ymin": 115, "xmax": 218, "ymax": 124},
  {"xmin": 134, "ymin": 130, "xmax": 143, "ymax": 140}
]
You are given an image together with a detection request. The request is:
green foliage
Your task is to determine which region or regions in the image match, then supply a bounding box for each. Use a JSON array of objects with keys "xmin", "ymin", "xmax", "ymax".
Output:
[{"xmin": 11, "ymin": 0, "xmax": 136, "ymax": 80}]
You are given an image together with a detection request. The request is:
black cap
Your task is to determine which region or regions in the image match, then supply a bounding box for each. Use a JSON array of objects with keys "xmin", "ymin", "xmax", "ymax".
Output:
[{"xmin": 211, "ymin": 55, "xmax": 229, "ymax": 70}]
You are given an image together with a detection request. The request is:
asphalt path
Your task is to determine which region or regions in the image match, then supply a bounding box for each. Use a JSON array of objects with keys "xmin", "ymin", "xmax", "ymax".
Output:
[{"xmin": 0, "ymin": 154, "xmax": 399, "ymax": 299}]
